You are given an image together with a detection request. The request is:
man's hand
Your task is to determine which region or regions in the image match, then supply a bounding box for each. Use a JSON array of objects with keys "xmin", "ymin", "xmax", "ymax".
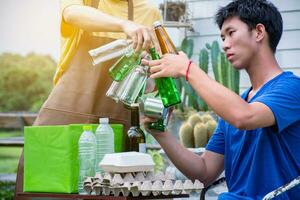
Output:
[
  {"xmin": 122, "ymin": 21, "xmax": 159, "ymax": 53},
  {"xmin": 141, "ymin": 115, "xmax": 164, "ymax": 135},
  {"xmin": 142, "ymin": 51, "xmax": 190, "ymax": 79}
]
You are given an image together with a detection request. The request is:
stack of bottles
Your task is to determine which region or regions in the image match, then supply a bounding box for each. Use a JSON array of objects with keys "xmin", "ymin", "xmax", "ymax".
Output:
[{"xmin": 89, "ymin": 21, "xmax": 182, "ymax": 131}]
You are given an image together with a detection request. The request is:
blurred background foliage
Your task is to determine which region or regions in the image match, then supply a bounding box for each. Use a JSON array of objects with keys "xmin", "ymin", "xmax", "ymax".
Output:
[{"xmin": 0, "ymin": 53, "xmax": 56, "ymax": 112}]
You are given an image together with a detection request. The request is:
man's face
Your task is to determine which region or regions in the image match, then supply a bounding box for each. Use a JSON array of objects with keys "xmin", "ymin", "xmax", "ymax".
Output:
[{"xmin": 220, "ymin": 17, "xmax": 258, "ymax": 69}]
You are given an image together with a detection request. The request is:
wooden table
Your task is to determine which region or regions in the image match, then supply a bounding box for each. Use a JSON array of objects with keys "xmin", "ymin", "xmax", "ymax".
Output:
[{"xmin": 17, "ymin": 192, "xmax": 189, "ymax": 199}]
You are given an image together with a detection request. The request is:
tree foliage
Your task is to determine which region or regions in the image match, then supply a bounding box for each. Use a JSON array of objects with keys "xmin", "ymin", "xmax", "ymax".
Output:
[{"xmin": 0, "ymin": 53, "xmax": 56, "ymax": 112}]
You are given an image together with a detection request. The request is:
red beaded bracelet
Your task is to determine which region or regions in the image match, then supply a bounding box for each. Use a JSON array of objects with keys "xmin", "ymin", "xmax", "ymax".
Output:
[{"xmin": 185, "ymin": 60, "xmax": 193, "ymax": 81}]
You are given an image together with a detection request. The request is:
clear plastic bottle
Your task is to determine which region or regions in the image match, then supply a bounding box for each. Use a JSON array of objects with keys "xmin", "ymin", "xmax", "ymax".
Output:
[
  {"xmin": 78, "ymin": 125, "xmax": 96, "ymax": 194},
  {"xmin": 95, "ymin": 118, "xmax": 115, "ymax": 174}
]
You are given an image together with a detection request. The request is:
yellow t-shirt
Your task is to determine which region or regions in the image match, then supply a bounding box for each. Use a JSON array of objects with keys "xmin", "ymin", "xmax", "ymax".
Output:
[{"xmin": 54, "ymin": 0, "xmax": 162, "ymax": 85}]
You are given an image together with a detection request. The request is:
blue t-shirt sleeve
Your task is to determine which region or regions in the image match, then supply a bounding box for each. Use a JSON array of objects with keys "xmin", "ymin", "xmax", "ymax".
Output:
[
  {"xmin": 206, "ymin": 118, "xmax": 225, "ymax": 155},
  {"xmin": 254, "ymin": 76, "xmax": 300, "ymax": 133}
]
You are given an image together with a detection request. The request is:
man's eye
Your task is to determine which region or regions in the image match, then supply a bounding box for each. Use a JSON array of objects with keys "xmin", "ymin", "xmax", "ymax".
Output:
[{"xmin": 229, "ymin": 31, "xmax": 235, "ymax": 36}]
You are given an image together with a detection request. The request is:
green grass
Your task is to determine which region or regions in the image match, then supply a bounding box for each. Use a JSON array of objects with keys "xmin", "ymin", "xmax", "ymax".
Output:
[{"xmin": 0, "ymin": 130, "xmax": 22, "ymax": 174}]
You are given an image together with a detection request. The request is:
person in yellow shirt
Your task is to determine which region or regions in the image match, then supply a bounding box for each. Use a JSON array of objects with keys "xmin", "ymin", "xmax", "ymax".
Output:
[
  {"xmin": 14, "ymin": 1, "xmax": 161, "ymax": 199},
  {"xmin": 34, "ymin": 0, "xmax": 161, "ymax": 127}
]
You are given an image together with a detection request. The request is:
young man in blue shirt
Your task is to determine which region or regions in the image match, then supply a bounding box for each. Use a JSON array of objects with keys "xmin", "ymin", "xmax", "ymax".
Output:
[{"xmin": 142, "ymin": 0, "xmax": 300, "ymax": 199}]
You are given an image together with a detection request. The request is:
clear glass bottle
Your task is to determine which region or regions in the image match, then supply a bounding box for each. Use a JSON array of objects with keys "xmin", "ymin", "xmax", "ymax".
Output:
[
  {"xmin": 127, "ymin": 105, "xmax": 146, "ymax": 153},
  {"xmin": 78, "ymin": 126, "xmax": 96, "ymax": 194},
  {"xmin": 149, "ymin": 47, "xmax": 181, "ymax": 107},
  {"xmin": 119, "ymin": 65, "xmax": 148, "ymax": 106},
  {"xmin": 88, "ymin": 39, "xmax": 133, "ymax": 65}
]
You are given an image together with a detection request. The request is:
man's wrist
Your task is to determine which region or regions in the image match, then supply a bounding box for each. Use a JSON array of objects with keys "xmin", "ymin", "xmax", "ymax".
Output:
[{"xmin": 185, "ymin": 60, "xmax": 193, "ymax": 81}]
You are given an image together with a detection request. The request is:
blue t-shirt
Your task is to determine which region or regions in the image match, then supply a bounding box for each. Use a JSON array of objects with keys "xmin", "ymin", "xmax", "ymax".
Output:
[{"xmin": 206, "ymin": 71, "xmax": 300, "ymax": 200}]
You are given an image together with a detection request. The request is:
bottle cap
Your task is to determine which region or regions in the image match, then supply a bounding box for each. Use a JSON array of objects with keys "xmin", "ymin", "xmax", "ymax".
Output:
[
  {"xmin": 153, "ymin": 21, "xmax": 162, "ymax": 28},
  {"xmin": 99, "ymin": 118, "xmax": 109, "ymax": 124},
  {"xmin": 83, "ymin": 125, "xmax": 92, "ymax": 131}
]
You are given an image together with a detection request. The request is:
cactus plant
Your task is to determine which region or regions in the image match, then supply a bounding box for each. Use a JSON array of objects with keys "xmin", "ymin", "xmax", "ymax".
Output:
[
  {"xmin": 201, "ymin": 113, "xmax": 213, "ymax": 123},
  {"xmin": 179, "ymin": 122, "xmax": 194, "ymax": 148},
  {"xmin": 188, "ymin": 113, "xmax": 202, "ymax": 128},
  {"xmin": 199, "ymin": 48, "xmax": 209, "ymax": 73},
  {"xmin": 177, "ymin": 39, "xmax": 210, "ymax": 112},
  {"xmin": 194, "ymin": 123, "xmax": 208, "ymax": 148},
  {"xmin": 206, "ymin": 119, "xmax": 217, "ymax": 139},
  {"xmin": 178, "ymin": 111, "xmax": 218, "ymax": 148},
  {"xmin": 180, "ymin": 37, "xmax": 194, "ymax": 59},
  {"xmin": 207, "ymin": 41, "xmax": 240, "ymax": 94}
]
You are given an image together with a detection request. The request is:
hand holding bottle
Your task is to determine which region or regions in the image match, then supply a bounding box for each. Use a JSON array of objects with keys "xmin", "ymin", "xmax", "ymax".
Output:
[
  {"xmin": 140, "ymin": 106, "xmax": 174, "ymax": 135},
  {"xmin": 142, "ymin": 51, "xmax": 190, "ymax": 79},
  {"xmin": 122, "ymin": 21, "xmax": 160, "ymax": 53}
]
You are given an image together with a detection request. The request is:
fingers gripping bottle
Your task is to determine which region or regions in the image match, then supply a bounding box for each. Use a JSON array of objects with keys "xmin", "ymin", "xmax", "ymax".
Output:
[
  {"xmin": 149, "ymin": 47, "xmax": 181, "ymax": 108},
  {"xmin": 95, "ymin": 118, "xmax": 115, "ymax": 175},
  {"xmin": 78, "ymin": 126, "xmax": 96, "ymax": 194}
]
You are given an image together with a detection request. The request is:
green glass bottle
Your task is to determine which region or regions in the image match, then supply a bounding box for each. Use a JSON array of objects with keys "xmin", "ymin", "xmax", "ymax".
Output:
[
  {"xmin": 148, "ymin": 118, "xmax": 165, "ymax": 131},
  {"xmin": 149, "ymin": 48, "xmax": 181, "ymax": 108},
  {"xmin": 108, "ymin": 50, "xmax": 141, "ymax": 82}
]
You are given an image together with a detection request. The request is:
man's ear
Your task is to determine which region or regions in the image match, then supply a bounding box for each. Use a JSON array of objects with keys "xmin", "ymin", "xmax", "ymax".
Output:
[{"xmin": 255, "ymin": 23, "xmax": 266, "ymax": 42}]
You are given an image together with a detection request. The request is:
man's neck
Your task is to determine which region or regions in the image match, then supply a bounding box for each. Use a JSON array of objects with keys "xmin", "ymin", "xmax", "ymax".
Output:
[{"xmin": 246, "ymin": 48, "xmax": 282, "ymax": 91}]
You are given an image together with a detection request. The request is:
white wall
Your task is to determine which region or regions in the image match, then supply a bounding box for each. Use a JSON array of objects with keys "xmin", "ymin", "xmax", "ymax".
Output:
[{"xmin": 167, "ymin": 0, "xmax": 300, "ymax": 92}]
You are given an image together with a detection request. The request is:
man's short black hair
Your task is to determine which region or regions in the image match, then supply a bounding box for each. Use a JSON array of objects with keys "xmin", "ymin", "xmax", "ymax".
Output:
[{"xmin": 215, "ymin": 0, "xmax": 283, "ymax": 53}]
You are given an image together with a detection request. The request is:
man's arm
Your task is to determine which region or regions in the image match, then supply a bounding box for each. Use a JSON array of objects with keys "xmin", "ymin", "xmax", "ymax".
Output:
[
  {"xmin": 63, "ymin": 5, "xmax": 156, "ymax": 51},
  {"xmin": 186, "ymin": 63, "xmax": 275, "ymax": 130},
  {"xmin": 144, "ymin": 53, "xmax": 275, "ymax": 130},
  {"xmin": 151, "ymin": 131, "xmax": 224, "ymax": 187}
]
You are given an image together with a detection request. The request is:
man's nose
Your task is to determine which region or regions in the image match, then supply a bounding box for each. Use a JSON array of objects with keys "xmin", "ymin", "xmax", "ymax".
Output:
[{"xmin": 222, "ymin": 39, "xmax": 230, "ymax": 52}]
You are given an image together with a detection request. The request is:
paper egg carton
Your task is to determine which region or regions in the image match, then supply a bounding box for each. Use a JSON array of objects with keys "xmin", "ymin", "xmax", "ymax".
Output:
[{"xmin": 83, "ymin": 171, "xmax": 204, "ymax": 196}]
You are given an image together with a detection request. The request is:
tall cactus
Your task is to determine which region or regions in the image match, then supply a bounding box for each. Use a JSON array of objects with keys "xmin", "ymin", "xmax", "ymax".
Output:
[
  {"xmin": 199, "ymin": 49, "xmax": 209, "ymax": 73},
  {"xmin": 207, "ymin": 41, "xmax": 240, "ymax": 94},
  {"xmin": 180, "ymin": 37, "xmax": 194, "ymax": 59}
]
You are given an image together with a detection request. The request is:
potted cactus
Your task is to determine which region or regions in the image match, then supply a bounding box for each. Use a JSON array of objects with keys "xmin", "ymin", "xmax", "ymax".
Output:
[{"xmin": 159, "ymin": 1, "xmax": 186, "ymax": 22}]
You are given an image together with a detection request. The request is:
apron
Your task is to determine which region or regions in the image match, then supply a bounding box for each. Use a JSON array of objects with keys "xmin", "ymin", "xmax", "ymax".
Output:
[
  {"xmin": 33, "ymin": 34, "xmax": 130, "ymax": 129},
  {"xmin": 14, "ymin": 1, "xmax": 134, "ymax": 199}
]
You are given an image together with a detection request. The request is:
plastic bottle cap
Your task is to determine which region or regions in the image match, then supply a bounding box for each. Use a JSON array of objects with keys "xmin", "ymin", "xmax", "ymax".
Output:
[
  {"xmin": 83, "ymin": 125, "xmax": 92, "ymax": 131},
  {"xmin": 153, "ymin": 21, "xmax": 162, "ymax": 28},
  {"xmin": 99, "ymin": 118, "xmax": 109, "ymax": 124}
]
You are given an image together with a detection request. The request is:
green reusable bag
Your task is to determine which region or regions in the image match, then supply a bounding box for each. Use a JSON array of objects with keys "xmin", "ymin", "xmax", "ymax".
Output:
[{"xmin": 24, "ymin": 123, "xmax": 123, "ymax": 193}]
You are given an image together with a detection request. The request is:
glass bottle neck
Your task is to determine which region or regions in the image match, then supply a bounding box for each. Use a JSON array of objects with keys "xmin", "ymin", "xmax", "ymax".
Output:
[
  {"xmin": 131, "ymin": 107, "xmax": 140, "ymax": 127},
  {"xmin": 149, "ymin": 48, "xmax": 160, "ymax": 60}
]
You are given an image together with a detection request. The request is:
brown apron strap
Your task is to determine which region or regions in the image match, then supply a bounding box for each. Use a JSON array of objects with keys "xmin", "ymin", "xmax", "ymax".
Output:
[{"xmin": 128, "ymin": 0, "xmax": 134, "ymax": 21}]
